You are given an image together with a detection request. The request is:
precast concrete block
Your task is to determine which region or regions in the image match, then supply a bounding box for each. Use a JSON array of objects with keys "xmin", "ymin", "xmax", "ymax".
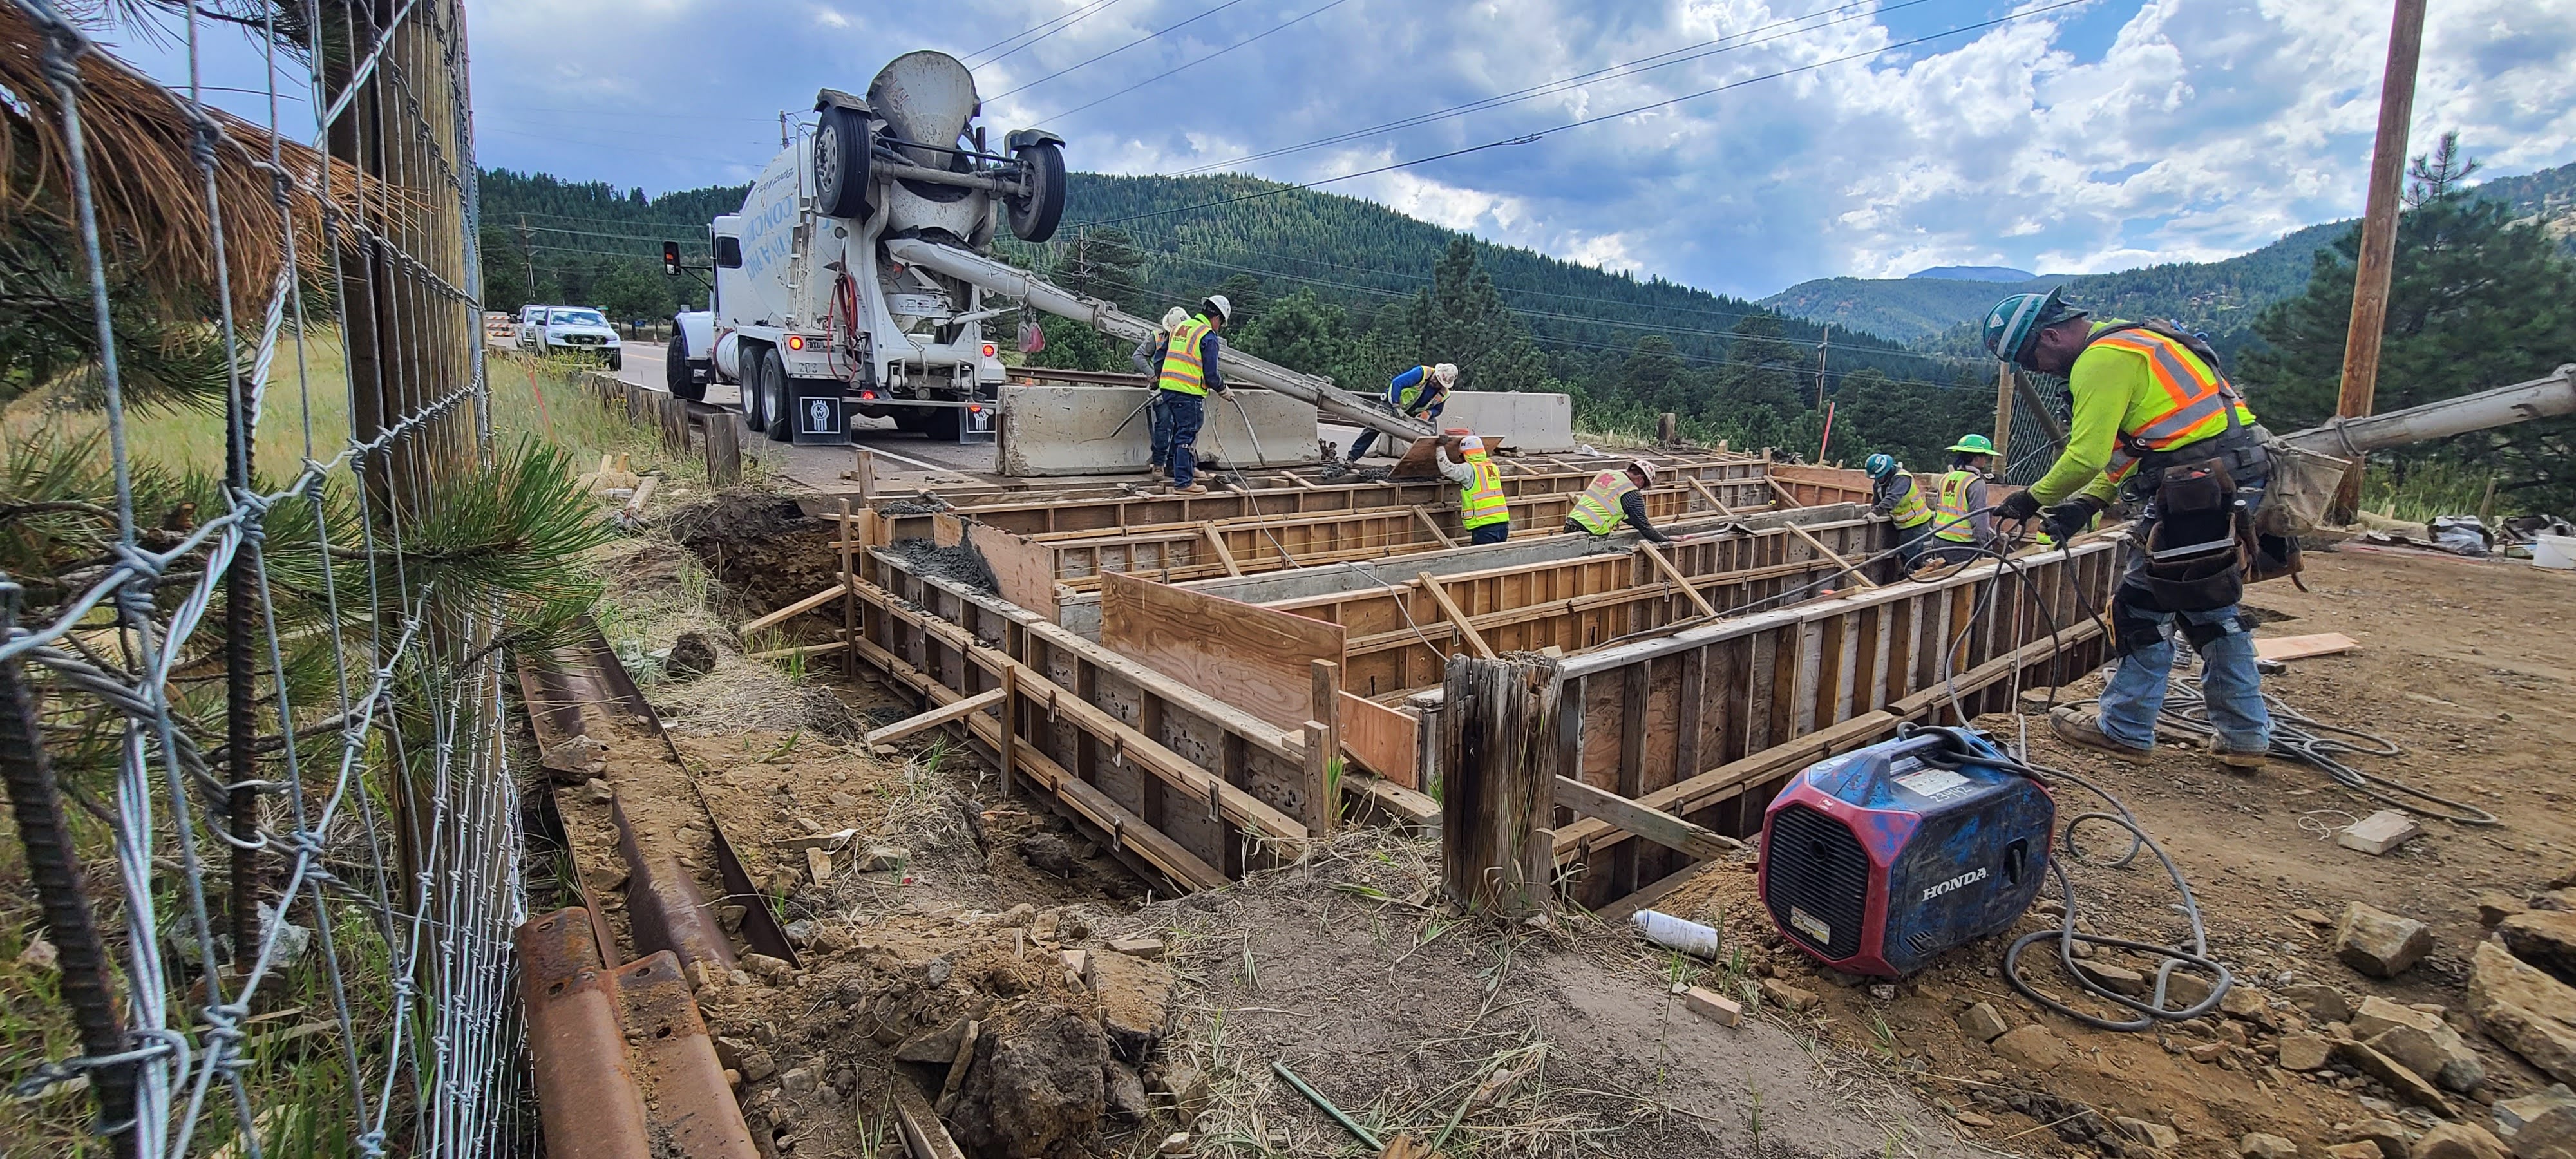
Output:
[
  {"xmin": 997, "ymin": 385, "xmax": 1318, "ymax": 476},
  {"xmin": 1439, "ymin": 391, "xmax": 1577, "ymax": 453}
]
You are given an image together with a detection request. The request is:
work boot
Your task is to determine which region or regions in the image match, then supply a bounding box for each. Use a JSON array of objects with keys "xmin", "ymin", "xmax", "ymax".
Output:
[
  {"xmin": 1150, "ymin": 465, "xmax": 1167, "ymax": 482},
  {"xmin": 2204, "ymin": 735, "xmax": 2270, "ymax": 772},
  {"xmin": 1172, "ymin": 483, "xmax": 1208, "ymax": 495},
  {"xmin": 2049, "ymin": 705, "xmax": 2153, "ymax": 762}
]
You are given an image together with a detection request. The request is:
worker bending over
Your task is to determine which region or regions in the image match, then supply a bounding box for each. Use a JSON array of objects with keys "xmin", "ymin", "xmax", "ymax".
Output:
[
  {"xmin": 1345, "ymin": 362, "xmax": 1457, "ymax": 461},
  {"xmin": 1439, "ymin": 433, "xmax": 1511, "ymax": 545},
  {"xmin": 1922, "ymin": 435, "xmax": 1999, "ymax": 564},
  {"xmin": 1563, "ymin": 459, "xmax": 1670, "ymax": 543},
  {"xmin": 1864, "ymin": 453, "xmax": 1938, "ymax": 566},
  {"xmin": 1984, "ymin": 288, "xmax": 2273, "ymax": 770},
  {"xmin": 1131, "ymin": 306, "xmax": 1193, "ymax": 482},
  {"xmin": 1154, "ymin": 294, "xmax": 1233, "ymax": 495}
]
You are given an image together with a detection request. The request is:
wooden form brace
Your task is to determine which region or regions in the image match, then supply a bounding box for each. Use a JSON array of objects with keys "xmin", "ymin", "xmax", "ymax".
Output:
[
  {"xmin": 855, "ymin": 548, "xmax": 1323, "ymax": 887},
  {"xmin": 1429, "ymin": 539, "xmax": 2122, "ymax": 910}
]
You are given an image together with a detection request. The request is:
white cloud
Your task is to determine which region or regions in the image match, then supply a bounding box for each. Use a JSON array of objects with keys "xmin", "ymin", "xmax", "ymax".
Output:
[{"xmin": 442, "ymin": 0, "xmax": 2576, "ymax": 297}]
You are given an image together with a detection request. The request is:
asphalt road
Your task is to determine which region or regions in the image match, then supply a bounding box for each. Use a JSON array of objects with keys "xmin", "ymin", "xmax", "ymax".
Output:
[{"xmin": 613, "ymin": 339, "xmax": 1001, "ymax": 486}]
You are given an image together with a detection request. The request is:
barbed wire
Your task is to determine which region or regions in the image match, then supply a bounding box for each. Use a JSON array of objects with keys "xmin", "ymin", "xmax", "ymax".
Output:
[{"xmin": 2, "ymin": 0, "xmax": 526, "ymax": 1154}]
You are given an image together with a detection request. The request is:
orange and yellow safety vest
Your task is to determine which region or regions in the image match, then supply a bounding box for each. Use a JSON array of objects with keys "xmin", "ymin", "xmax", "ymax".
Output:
[
  {"xmin": 1885, "ymin": 472, "xmax": 1933, "ymax": 529},
  {"xmin": 1931, "ymin": 470, "xmax": 1980, "ymax": 543},
  {"xmin": 1460, "ymin": 451, "xmax": 1507, "ymax": 529},
  {"xmin": 1569, "ymin": 470, "xmax": 1633, "ymax": 535},
  {"xmin": 2087, "ymin": 325, "xmax": 2258, "ymax": 484},
  {"xmin": 1156, "ymin": 316, "xmax": 1217, "ymax": 396}
]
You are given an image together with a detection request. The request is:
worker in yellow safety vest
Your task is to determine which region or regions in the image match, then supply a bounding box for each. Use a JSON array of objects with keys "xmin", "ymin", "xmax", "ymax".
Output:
[
  {"xmin": 1347, "ymin": 363, "xmax": 1459, "ymax": 461},
  {"xmin": 1154, "ymin": 294, "xmax": 1234, "ymax": 495},
  {"xmin": 1131, "ymin": 306, "xmax": 1194, "ymax": 482},
  {"xmin": 1984, "ymin": 287, "xmax": 2274, "ymax": 770},
  {"xmin": 1922, "ymin": 434, "xmax": 1997, "ymax": 564},
  {"xmin": 1562, "ymin": 459, "xmax": 1670, "ymax": 543},
  {"xmin": 1863, "ymin": 453, "xmax": 1937, "ymax": 566},
  {"xmin": 1438, "ymin": 432, "xmax": 1510, "ymax": 545}
]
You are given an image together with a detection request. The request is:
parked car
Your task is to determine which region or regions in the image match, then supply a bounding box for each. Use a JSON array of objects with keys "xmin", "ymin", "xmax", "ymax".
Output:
[{"xmin": 518, "ymin": 305, "xmax": 622, "ymax": 370}]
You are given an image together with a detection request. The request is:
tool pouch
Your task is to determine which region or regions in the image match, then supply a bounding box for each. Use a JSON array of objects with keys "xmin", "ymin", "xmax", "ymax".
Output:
[{"xmin": 2141, "ymin": 458, "xmax": 2246, "ymax": 612}]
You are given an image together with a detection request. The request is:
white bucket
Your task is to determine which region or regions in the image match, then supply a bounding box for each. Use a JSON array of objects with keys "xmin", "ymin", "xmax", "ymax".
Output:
[{"xmin": 2534, "ymin": 534, "xmax": 2576, "ymax": 570}]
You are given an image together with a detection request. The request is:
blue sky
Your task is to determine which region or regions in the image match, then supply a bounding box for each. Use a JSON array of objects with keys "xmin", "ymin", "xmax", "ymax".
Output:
[{"xmin": 106, "ymin": 0, "xmax": 2576, "ymax": 299}]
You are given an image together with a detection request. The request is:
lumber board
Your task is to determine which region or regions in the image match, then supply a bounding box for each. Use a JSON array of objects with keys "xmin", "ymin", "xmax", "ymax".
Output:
[
  {"xmin": 1553, "ymin": 775, "xmax": 1744, "ymax": 862},
  {"xmin": 745, "ymin": 639, "xmax": 850, "ymax": 663},
  {"xmin": 1596, "ymin": 862, "xmax": 1714, "ymax": 923},
  {"xmin": 963, "ymin": 521, "xmax": 1061, "ymax": 621},
  {"xmin": 1344, "ymin": 772, "xmax": 1438, "ymax": 828},
  {"xmin": 1783, "ymin": 521, "xmax": 1877, "ymax": 589},
  {"xmin": 891, "ymin": 1074, "xmax": 969, "ymax": 1159},
  {"xmin": 864, "ymin": 688, "xmax": 1005, "ymax": 746},
  {"xmin": 1410, "ymin": 505, "xmax": 1458, "ymax": 549},
  {"xmin": 1099, "ymin": 571, "xmax": 1347, "ymax": 733},
  {"xmin": 1418, "ymin": 572, "xmax": 1495, "ymax": 659},
  {"xmin": 739, "ymin": 583, "xmax": 847, "ymax": 634},
  {"xmin": 1638, "ymin": 543, "xmax": 1719, "ymax": 617},
  {"xmin": 2255, "ymin": 632, "xmax": 2356, "ymax": 661},
  {"xmin": 1337, "ymin": 690, "xmax": 1421, "ymax": 788},
  {"xmin": 1201, "ymin": 523, "xmax": 1245, "ymax": 577}
]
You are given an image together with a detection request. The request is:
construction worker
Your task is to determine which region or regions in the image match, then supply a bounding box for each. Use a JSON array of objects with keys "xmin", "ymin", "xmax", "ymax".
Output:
[
  {"xmin": 1922, "ymin": 435, "xmax": 1998, "ymax": 564},
  {"xmin": 1984, "ymin": 287, "xmax": 2272, "ymax": 771},
  {"xmin": 1345, "ymin": 362, "xmax": 1458, "ymax": 461},
  {"xmin": 1132, "ymin": 306, "xmax": 1192, "ymax": 480},
  {"xmin": 1439, "ymin": 432, "xmax": 1510, "ymax": 545},
  {"xmin": 1562, "ymin": 458, "xmax": 1670, "ymax": 543},
  {"xmin": 1864, "ymin": 453, "xmax": 1937, "ymax": 566},
  {"xmin": 1154, "ymin": 294, "xmax": 1233, "ymax": 495}
]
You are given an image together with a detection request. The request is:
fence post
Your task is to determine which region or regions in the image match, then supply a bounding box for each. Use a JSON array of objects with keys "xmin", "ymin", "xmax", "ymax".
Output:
[
  {"xmin": 1437, "ymin": 654, "xmax": 1563, "ymax": 915},
  {"xmin": 705, "ymin": 414, "xmax": 743, "ymax": 484}
]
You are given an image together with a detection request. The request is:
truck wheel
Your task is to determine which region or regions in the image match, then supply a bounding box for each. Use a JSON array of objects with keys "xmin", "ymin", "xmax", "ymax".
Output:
[
  {"xmin": 814, "ymin": 106, "xmax": 874, "ymax": 220},
  {"xmin": 891, "ymin": 409, "xmax": 930, "ymax": 435},
  {"xmin": 607, "ymin": 350, "xmax": 623, "ymax": 372},
  {"xmin": 1007, "ymin": 140, "xmax": 1066, "ymax": 243},
  {"xmin": 667, "ymin": 334, "xmax": 705, "ymax": 401},
  {"xmin": 756, "ymin": 348, "xmax": 792, "ymax": 442}
]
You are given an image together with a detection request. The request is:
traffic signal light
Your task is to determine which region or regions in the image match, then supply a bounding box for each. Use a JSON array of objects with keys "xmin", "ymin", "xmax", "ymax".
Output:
[{"xmin": 661, "ymin": 241, "xmax": 681, "ymax": 276}]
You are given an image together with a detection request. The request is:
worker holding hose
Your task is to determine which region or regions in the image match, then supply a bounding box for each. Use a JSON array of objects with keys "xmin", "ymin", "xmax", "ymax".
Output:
[
  {"xmin": 1154, "ymin": 294, "xmax": 1233, "ymax": 495},
  {"xmin": 1131, "ymin": 306, "xmax": 1193, "ymax": 482},
  {"xmin": 1344, "ymin": 362, "xmax": 1458, "ymax": 461},
  {"xmin": 1984, "ymin": 288, "xmax": 2273, "ymax": 770}
]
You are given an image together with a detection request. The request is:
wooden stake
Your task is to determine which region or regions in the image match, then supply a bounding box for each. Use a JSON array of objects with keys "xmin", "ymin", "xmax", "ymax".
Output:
[
  {"xmin": 1301, "ymin": 721, "xmax": 1334, "ymax": 841},
  {"xmin": 1200, "ymin": 522, "xmax": 1244, "ymax": 576},
  {"xmin": 2335, "ymin": 0, "xmax": 2429, "ymax": 507},
  {"xmin": 1418, "ymin": 572, "xmax": 1495, "ymax": 659},
  {"xmin": 839, "ymin": 499, "xmax": 858, "ymax": 677},
  {"xmin": 998, "ymin": 665, "xmax": 1019, "ymax": 800},
  {"xmin": 863, "ymin": 688, "xmax": 1005, "ymax": 746},
  {"xmin": 1311, "ymin": 658, "xmax": 1341, "ymax": 804},
  {"xmin": 853, "ymin": 447, "xmax": 876, "ymax": 500},
  {"xmin": 1636, "ymin": 543, "xmax": 1719, "ymax": 617}
]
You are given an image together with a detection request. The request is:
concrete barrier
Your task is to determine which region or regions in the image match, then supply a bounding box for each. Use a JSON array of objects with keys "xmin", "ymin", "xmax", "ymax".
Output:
[
  {"xmin": 997, "ymin": 384, "xmax": 1320, "ymax": 476},
  {"xmin": 1439, "ymin": 390, "xmax": 1577, "ymax": 453}
]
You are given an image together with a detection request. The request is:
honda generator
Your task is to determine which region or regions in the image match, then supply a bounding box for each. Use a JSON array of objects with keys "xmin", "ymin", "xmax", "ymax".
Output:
[{"xmin": 1757, "ymin": 727, "xmax": 2053, "ymax": 977}]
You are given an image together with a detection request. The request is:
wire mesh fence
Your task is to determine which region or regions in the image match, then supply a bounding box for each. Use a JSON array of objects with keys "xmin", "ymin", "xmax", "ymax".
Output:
[
  {"xmin": 2001, "ymin": 369, "xmax": 2075, "ymax": 487},
  {"xmin": 2, "ymin": 0, "xmax": 538, "ymax": 1153}
]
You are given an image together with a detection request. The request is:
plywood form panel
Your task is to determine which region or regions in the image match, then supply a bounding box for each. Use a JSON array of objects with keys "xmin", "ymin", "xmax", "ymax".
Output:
[{"xmin": 1099, "ymin": 572, "xmax": 1347, "ymax": 735}]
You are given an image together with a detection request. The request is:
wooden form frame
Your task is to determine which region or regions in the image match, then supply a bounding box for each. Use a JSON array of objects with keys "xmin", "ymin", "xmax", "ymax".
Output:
[
  {"xmin": 853, "ymin": 547, "xmax": 1331, "ymax": 888},
  {"xmin": 1426, "ymin": 539, "xmax": 2123, "ymax": 910}
]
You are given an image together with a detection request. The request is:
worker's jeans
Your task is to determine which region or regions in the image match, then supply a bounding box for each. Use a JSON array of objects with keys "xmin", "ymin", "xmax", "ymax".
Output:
[
  {"xmin": 1164, "ymin": 391, "xmax": 1206, "ymax": 487},
  {"xmin": 2096, "ymin": 478, "xmax": 2272, "ymax": 755},
  {"xmin": 1347, "ymin": 397, "xmax": 1442, "ymax": 460},
  {"xmin": 1891, "ymin": 522, "xmax": 1931, "ymax": 567},
  {"xmin": 1146, "ymin": 391, "xmax": 1171, "ymax": 471},
  {"xmin": 1469, "ymin": 522, "xmax": 1509, "ymax": 545}
]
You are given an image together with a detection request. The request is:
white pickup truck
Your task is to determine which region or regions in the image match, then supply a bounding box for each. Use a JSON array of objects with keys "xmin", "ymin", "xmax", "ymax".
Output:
[{"xmin": 517, "ymin": 305, "xmax": 623, "ymax": 370}]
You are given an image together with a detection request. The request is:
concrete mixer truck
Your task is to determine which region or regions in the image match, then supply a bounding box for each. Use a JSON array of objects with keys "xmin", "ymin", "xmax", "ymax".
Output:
[{"xmin": 665, "ymin": 50, "xmax": 1437, "ymax": 449}]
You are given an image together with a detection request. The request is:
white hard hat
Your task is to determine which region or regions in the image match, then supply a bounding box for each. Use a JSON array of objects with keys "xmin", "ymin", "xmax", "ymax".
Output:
[
  {"xmin": 1160, "ymin": 306, "xmax": 1189, "ymax": 330},
  {"xmin": 1627, "ymin": 458, "xmax": 1657, "ymax": 482},
  {"xmin": 1433, "ymin": 363, "xmax": 1459, "ymax": 386},
  {"xmin": 1457, "ymin": 433, "xmax": 1484, "ymax": 454},
  {"xmin": 1202, "ymin": 294, "xmax": 1233, "ymax": 323}
]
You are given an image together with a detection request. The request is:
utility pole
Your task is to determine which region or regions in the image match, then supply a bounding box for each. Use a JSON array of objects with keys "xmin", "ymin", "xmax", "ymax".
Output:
[
  {"xmin": 518, "ymin": 213, "xmax": 535, "ymax": 298},
  {"xmin": 1814, "ymin": 325, "xmax": 1830, "ymax": 407},
  {"xmin": 1992, "ymin": 361, "xmax": 2016, "ymax": 478},
  {"xmin": 2334, "ymin": 0, "xmax": 2429, "ymax": 504},
  {"xmin": 780, "ymin": 110, "xmax": 792, "ymax": 147}
]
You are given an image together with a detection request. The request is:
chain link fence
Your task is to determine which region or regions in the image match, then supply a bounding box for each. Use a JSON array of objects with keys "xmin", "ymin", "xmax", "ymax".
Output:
[{"xmin": 2, "ymin": 0, "xmax": 536, "ymax": 1153}]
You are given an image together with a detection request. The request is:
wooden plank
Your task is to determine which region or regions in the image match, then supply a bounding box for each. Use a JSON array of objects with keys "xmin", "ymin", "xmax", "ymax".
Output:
[
  {"xmin": 1418, "ymin": 572, "xmax": 1495, "ymax": 659},
  {"xmin": 998, "ymin": 666, "xmax": 1018, "ymax": 800},
  {"xmin": 740, "ymin": 583, "xmax": 848, "ymax": 635},
  {"xmin": 1596, "ymin": 862, "xmax": 1714, "ymax": 923},
  {"xmin": 1784, "ymin": 521, "xmax": 1879, "ymax": 589},
  {"xmin": 1337, "ymin": 691, "xmax": 1420, "ymax": 789},
  {"xmin": 1552, "ymin": 776, "xmax": 1745, "ymax": 862},
  {"xmin": 746, "ymin": 639, "xmax": 849, "ymax": 663},
  {"xmin": 1410, "ymin": 505, "xmax": 1459, "ymax": 549},
  {"xmin": 1638, "ymin": 543, "xmax": 1719, "ymax": 617},
  {"xmin": 1098, "ymin": 571, "xmax": 1347, "ymax": 734},
  {"xmin": 865, "ymin": 688, "xmax": 1006, "ymax": 746},
  {"xmin": 963, "ymin": 522, "xmax": 1062, "ymax": 621},
  {"xmin": 1300, "ymin": 721, "xmax": 1334, "ymax": 838},
  {"xmin": 1684, "ymin": 476, "xmax": 1736, "ymax": 517},
  {"xmin": 1343, "ymin": 772, "xmax": 1437, "ymax": 827},
  {"xmin": 1201, "ymin": 523, "xmax": 1245, "ymax": 577},
  {"xmin": 1388, "ymin": 437, "xmax": 1443, "ymax": 480},
  {"xmin": 891, "ymin": 1072, "xmax": 969, "ymax": 1159},
  {"xmin": 2255, "ymin": 632, "xmax": 2357, "ymax": 661}
]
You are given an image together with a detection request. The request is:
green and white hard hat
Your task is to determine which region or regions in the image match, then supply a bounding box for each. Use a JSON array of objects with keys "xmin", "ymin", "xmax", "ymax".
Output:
[
  {"xmin": 1982, "ymin": 286, "xmax": 2086, "ymax": 366},
  {"xmin": 1947, "ymin": 434, "xmax": 1996, "ymax": 455}
]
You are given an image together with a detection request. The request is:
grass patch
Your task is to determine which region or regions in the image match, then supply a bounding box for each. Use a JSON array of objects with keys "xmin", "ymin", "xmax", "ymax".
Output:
[{"xmin": 2360, "ymin": 458, "xmax": 2528, "ymax": 524}]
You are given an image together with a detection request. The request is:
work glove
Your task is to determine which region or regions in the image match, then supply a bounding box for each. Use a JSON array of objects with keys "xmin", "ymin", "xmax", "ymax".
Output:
[
  {"xmin": 1993, "ymin": 489, "xmax": 2043, "ymax": 523},
  {"xmin": 2040, "ymin": 495, "xmax": 2106, "ymax": 543}
]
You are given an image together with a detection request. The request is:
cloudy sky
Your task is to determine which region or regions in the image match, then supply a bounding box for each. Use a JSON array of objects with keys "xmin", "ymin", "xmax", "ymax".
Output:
[{"xmin": 115, "ymin": 0, "xmax": 2576, "ymax": 299}]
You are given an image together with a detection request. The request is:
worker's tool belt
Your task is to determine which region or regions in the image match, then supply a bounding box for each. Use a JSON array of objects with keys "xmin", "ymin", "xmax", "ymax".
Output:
[{"xmin": 2137, "ymin": 457, "xmax": 2248, "ymax": 613}]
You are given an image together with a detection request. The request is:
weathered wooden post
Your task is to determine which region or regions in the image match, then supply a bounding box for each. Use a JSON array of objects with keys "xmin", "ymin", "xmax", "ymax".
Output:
[
  {"xmin": 1438, "ymin": 653, "xmax": 1562, "ymax": 915},
  {"xmin": 705, "ymin": 413, "xmax": 743, "ymax": 484}
]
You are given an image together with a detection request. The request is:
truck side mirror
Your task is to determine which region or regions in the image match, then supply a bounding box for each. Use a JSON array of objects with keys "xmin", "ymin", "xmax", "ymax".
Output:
[
  {"xmin": 714, "ymin": 236, "xmax": 742, "ymax": 269},
  {"xmin": 662, "ymin": 241, "xmax": 681, "ymax": 275}
]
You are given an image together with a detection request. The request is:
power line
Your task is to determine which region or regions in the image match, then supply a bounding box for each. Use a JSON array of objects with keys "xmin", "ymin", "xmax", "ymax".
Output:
[
  {"xmin": 967, "ymin": 0, "xmax": 1126, "ymax": 68},
  {"xmin": 988, "ymin": 0, "xmax": 1263, "ymax": 100},
  {"xmin": 1032, "ymin": 0, "xmax": 1356, "ymax": 127},
  {"xmin": 1162, "ymin": 0, "xmax": 1940, "ymax": 179},
  {"xmin": 1074, "ymin": 0, "xmax": 2088, "ymax": 229}
]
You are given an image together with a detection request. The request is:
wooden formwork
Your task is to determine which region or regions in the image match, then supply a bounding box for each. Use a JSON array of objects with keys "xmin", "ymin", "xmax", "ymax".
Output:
[{"xmin": 1425, "ymin": 538, "xmax": 2125, "ymax": 910}]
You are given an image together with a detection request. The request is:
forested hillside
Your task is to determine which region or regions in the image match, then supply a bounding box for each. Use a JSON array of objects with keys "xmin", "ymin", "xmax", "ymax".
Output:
[{"xmin": 477, "ymin": 169, "xmax": 749, "ymax": 318}]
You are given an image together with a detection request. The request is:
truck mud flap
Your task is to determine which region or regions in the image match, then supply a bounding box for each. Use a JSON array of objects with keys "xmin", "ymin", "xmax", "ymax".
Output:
[{"xmin": 791, "ymin": 382, "xmax": 852, "ymax": 446}]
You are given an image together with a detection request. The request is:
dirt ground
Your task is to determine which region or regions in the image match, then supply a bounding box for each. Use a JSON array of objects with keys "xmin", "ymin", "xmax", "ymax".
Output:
[{"xmin": 1640, "ymin": 544, "xmax": 2576, "ymax": 1159}]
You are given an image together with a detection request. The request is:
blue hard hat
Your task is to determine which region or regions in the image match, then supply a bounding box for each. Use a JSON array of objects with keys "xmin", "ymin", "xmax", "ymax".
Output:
[
  {"xmin": 1982, "ymin": 286, "xmax": 2087, "ymax": 366},
  {"xmin": 1864, "ymin": 453, "xmax": 1897, "ymax": 479}
]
